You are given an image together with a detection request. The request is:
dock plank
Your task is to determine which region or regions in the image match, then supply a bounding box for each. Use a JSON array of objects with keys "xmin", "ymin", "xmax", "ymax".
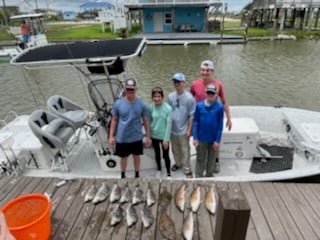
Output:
[
  {"xmin": 251, "ymin": 182, "xmax": 289, "ymax": 240},
  {"xmin": 0, "ymin": 177, "xmax": 33, "ymax": 207},
  {"xmin": 275, "ymin": 183, "xmax": 318, "ymax": 240},
  {"xmin": 97, "ymin": 180, "xmax": 124, "ymax": 240},
  {"xmin": 285, "ymin": 183, "xmax": 320, "ymax": 239},
  {"xmin": 51, "ymin": 178, "xmax": 85, "ymax": 239},
  {"xmin": 67, "ymin": 178, "xmax": 97, "ymax": 240},
  {"xmin": 169, "ymin": 180, "xmax": 184, "ymax": 240},
  {"xmin": 126, "ymin": 178, "xmax": 147, "ymax": 240},
  {"xmin": 198, "ymin": 182, "xmax": 214, "ymax": 240},
  {"xmin": 0, "ymin": 177, "xmax": 22, "ymax": 203},
  {"xmin": 81, "ymin": 179, "xmax": 111, "ymax": 240},
  {"xmin": 262, "ymin": 182, "xmax": 303, "ymax": 240},
  {"xmin": 240, "ymin": 182, "xmax": 274, "ymax": 240},
  {"xmin": 297, "ymin": 183, "xmax": 320, "ymax": 217}
]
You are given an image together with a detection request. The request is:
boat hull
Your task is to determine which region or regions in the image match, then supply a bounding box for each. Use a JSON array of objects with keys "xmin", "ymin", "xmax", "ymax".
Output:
[{"xmin": 1, "ymin": 106, "xmax": 320, "ymax": 182}]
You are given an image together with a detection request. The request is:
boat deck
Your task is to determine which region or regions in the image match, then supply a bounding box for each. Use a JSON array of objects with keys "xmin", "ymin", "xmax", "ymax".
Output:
[{"xmin": 1, "ymin": 176, "xmax": 320, "ymax": 239}]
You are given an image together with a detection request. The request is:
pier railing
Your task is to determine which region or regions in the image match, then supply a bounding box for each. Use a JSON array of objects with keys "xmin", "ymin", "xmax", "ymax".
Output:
[
  {"xmin": 252, "ymin": 0, "xmax": 320, "ymax": 9},
  {"xmin": 124, "ymin": 0, "xmax": 222, "ymax": 6}
]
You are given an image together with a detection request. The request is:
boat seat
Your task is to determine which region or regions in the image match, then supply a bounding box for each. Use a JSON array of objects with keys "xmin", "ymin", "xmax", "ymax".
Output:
[
  {"xmin": 47, "ymin": 95, "xmax": 88, "ymax": 129},
  {"xmin": 28, "ymin": 109, "xmax": 76, "ymax": 171}
]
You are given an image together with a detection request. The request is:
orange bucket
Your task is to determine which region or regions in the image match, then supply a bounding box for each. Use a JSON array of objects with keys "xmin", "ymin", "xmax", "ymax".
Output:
[{"xmin": 1, "ymin": 193, "xmax": 52, "ymax": 240}]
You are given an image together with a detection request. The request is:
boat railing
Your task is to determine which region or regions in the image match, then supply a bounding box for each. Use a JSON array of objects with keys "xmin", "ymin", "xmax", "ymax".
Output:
[{"xmin": 0, "ymin": 111, "xmax": 18, "ymax": 129}]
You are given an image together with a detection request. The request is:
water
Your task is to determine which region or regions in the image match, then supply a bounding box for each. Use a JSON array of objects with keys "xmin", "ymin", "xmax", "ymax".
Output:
[{"xmin": 1, "ymin": 40, "xmax": 320, "ymax": 119}]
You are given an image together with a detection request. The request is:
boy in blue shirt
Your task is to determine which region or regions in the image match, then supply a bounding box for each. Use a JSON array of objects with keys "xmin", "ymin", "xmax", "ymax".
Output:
[
  {"xmin": 192, "ymin": 84, "xmax": 224, "ymax": 177},
  {"xmin": 109, "ymin": 78, "xmax": 151, "ymax": 178}
]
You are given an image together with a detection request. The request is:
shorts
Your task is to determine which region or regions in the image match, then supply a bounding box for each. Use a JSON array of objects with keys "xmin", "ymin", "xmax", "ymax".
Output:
[
  {"xmin": 115, "ymin": 140, "xmax": 143, "ymax": 157},
  {"xmin": 22, "ymin": 34, "xmax": 29, "ymax": 42}
]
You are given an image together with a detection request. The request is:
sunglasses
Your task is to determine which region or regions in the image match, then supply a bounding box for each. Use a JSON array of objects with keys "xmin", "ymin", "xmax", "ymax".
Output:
[
  {"xmin": 126, "ymin": 88, "xmax": 135, "ymax": 91},
  {"xmin": 201, "ymin": 68, "xmax": 212, "ymax": 72},
  {"xmin": 173, "ymin": 80, "xmax": 182, "ymax": 84},
  {"xmin": 176, "ymin": 98, "xmax": 180, "ymax": 108},
  {"xmin": 206, "ymin": 91, "xmax": 216, "ymax": 95}
]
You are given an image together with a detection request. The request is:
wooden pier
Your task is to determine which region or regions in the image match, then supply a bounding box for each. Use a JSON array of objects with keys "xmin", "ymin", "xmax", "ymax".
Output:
[{"xmin": 1, "ymin": 176, "xmax": 320, "ymax": 239}]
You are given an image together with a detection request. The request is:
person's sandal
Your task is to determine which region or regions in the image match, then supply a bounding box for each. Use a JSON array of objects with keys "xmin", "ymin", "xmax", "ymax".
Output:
[
  {"xmin": 171, "ymin": 164, "xmax": 179, "ymax": 172},
  {"xmin": 186, "ymin": 172, "xmax": 193, "ymax": 178}
]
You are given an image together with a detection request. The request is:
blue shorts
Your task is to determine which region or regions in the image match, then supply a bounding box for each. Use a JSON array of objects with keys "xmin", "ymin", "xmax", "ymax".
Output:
[
  {"xmin": 22, "ymin": 35, "xmax": 29, "ymax": 42},
  {"xmin": 115, "ymin": 140, "xmax": 143, "ymax": 157}
]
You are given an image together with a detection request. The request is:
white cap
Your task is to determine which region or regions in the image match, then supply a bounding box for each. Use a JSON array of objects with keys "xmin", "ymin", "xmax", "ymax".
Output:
[{"xmin": 200, "ymin": 60, "xmax": 214, "ymax": 70}]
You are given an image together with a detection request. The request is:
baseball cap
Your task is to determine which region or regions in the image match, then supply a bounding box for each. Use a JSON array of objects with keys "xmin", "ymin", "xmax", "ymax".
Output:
[
  {"xmin": 125, "ymin": 78, "xmax": 137, "ymax": 89},
  {"xmin": 200, "ymin": 60, "xmax": 214, "ymax": 70},
  {"xmin": 172, "ymin": 72, "xmax": 185, "ymax": 81},
  {"xmin": 206, "ymin": 84, "xmax": 218, "ymax": 94}
]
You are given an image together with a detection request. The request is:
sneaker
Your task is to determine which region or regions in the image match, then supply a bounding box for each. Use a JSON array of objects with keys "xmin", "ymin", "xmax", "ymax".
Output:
[
  {"xmin": 156, "ymin": 171, "xmax": 161, "ymax": 179},
  {"xmin": 215, "ymin": 162, "xmax": 220, "ymax": 173},
  {"xmin": 171, "ymin": 164, "xmax": 179, "ymax": 172}
]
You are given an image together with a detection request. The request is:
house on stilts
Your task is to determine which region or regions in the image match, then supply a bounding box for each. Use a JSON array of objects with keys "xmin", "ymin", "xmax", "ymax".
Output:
[
  {"xmin": 123, "ymin": 0, "xmax": 224, "ymax": 33},
  {"xmin": 249, "ymin": 0, "xmax": 320, "ymax": 31}
]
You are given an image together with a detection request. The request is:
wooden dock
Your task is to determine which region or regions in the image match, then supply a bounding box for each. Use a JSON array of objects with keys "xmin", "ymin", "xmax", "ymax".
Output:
[{"xmin": 1, "ymin": 176, "xmax": 320, "ymax": 239}]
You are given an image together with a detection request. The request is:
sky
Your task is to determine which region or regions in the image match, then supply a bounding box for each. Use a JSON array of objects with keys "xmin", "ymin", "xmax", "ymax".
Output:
[{"xmin": 5, "ymin": 0, "xmax": 252, "ymax": 13}]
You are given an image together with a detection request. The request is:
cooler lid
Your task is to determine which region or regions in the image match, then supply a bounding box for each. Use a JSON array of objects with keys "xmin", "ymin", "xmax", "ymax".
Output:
[{"xmin": 224, "ymin": 118, "xmax": 259, "ymax": 135}]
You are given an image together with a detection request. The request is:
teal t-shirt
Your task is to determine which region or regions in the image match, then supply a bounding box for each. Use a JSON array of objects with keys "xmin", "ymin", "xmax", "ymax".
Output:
[{"xmin": 149, "ymin": 102, "xmax": 172, "ymax": 141}]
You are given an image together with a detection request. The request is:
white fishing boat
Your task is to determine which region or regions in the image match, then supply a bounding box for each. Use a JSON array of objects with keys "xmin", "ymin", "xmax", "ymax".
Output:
[
  {"xmin": 0, "ymin": 13, "xmax": 48, "ymax": 62},
  {"xmin": 1, "ymin": 38, "xmax": 320, "ymax": 182}
]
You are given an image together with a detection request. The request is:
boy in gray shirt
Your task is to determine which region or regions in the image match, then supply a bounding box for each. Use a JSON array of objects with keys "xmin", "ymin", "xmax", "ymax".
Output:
[{"xmin": 167, "ymin": 72, "xmax": 196, "ymax": 178}]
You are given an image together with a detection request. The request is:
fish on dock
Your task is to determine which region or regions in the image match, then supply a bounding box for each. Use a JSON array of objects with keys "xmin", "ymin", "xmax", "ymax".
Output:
[
  {"xmin": 190, "ymin": 185, "xmax": 201, "ymax": 213},
  {"xmin": 120, "ymin": 182, "xmax": 132, "ymax": 204},
  {"xmin": 159, "ymin": 186, "xmax": 172, "ymax": 207},
  {"xmin": 110, "ymin": 183, "xmax": 121, "ymax": 203},
  {"xmin": 146, "ymin": 182, "xmax": 156, "ymax": 207},
  {"xmin": 126, "ymin": 203, "xmax": 138, "ymax": 227},
  {"xmin": 140, "ymin": 202, "xmax": 154, "ymax": 229},
  {"xmin": 84, "ymin": 184, "xmax": 96, "ymax": 203},
  {"xmin": 205, "ymin": 184, "xmax": 217, "ymax": 215},
  {"xmin": 132, "ymin": 183, "xmax": 144, "ymax": 205},
  {"xmin": 175, "ymin": 182, "xmax": 186, "ymax": 212},
  {"xmin": 111, "ymin": 204, "xmax": 124, "ymax": 226},
  {"xmin": 158, "ymin": 207, "xmax": 176, "ymax": 240},
  {"xmin": 183, "ymin": 211, "xmax": 194, "ymax": 240},
  {"xmin": 92, "ymin": 182, "xmax": 110, "ymax": 204}
]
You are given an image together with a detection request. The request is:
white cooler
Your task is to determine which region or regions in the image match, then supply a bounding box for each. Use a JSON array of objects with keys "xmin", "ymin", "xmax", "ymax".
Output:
[{"xmin": 220, "ymin": 118, "xmax": 259, "ymax": 159}]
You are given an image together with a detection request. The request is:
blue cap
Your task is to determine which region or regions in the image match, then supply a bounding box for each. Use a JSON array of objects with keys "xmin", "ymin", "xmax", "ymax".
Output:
[{"xmin": 172, "ymin": 72, "xmax": 185, "ymax": 81}]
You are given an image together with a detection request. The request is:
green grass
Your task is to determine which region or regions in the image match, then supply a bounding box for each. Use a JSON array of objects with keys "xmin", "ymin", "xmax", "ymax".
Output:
[
  {"xmin": 0, "ymin": 26, "xmax": 15, "ymax": 41},
  {"xmin": 1, "ymin": 21, "xmax": 319, "ymax": 42},
  {"xmin": 44, "ymin": 23, "xmax": 116, "ymax": 41}
]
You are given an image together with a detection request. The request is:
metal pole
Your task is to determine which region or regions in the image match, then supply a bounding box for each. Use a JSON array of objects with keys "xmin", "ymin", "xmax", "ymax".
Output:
[
  {"xmin": 34, "ymin": 0, "xmax": 38, "ymax": 10},
  {"xmin": 1, "ymin": 0, "xmax": 8, "ymax": 26}
]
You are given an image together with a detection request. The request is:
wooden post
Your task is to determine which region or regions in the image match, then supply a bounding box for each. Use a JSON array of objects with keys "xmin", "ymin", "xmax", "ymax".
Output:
[
  {"xmin": 215, "ymin": 187, "xmax": 251, "ymax": 240},
  {"xmin": 279, "ymin": 8, "xmax": 286, "ymax": 32},
  {"xmin": 220, "ymin": 3, "xmax": 227, "ymax": 43}
]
